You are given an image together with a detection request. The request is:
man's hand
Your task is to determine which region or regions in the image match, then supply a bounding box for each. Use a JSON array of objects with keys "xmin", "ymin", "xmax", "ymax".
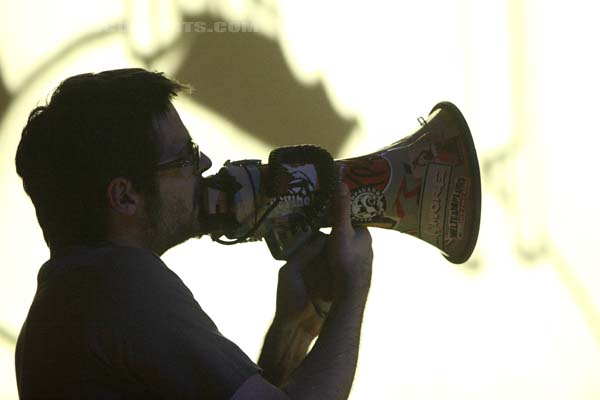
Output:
[
  {"xmin": 274, "ymin": 233, "xmax": 330, "ymax": 338},
  {"xmin": 271, "ymin": 182, "xmax": 373, "ymax": 399},
  {"xmin": 259, "ymin": 182, "xmax": 374, "ymax": 396},
  {"xmin": 273, "ymin": 181, "xmax": 373, "ymax": 334}
]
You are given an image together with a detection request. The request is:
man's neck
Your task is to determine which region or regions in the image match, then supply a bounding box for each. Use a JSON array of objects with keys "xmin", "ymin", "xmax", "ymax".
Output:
[
  {"xmin": 106, "ymin": 232, "xmax": 168, "ymax": 256},
  {"xmin": 49, "ymin": 240, "xmax": 109, "ymax": 259},
  {"xmin": 49, "ymin": 236, "xmax": 161, "ymax": 260}
]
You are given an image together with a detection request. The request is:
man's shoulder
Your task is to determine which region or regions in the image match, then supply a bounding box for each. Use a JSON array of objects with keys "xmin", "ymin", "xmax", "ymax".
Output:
[
  {"xmin": 41, "ymin": 244, "xmax": 166, "ymax": 282},
  {"xmin": 48, "ymin": 244, "xmax": 201, "ymax": 326},
  {"xmin": 41, "ymin": 243, "xmax": 190, "ymax": 305},
  {"xmin": 97, "ymin": 245, "xmax": 190, "ymax": 299},
  {"xmin": 86, "ymin": 245, "xmax": 215, "ymax": 334}
]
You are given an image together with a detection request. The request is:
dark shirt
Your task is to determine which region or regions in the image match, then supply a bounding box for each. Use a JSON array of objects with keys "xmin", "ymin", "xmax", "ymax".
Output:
[{"xmin": 15, "ymin": 243, "xmax": 261, "ymax": 399}]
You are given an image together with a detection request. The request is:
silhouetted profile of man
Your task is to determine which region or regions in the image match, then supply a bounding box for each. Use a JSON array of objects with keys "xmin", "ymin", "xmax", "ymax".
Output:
[{"xmin": 14, "ymin": 68, "xmax": 373, "ymax": 399}]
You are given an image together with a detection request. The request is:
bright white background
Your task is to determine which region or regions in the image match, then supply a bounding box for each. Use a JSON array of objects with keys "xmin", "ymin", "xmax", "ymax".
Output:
[{"xmin": 1, "ymin": 0, "xmax": 599, "ymax": 398}]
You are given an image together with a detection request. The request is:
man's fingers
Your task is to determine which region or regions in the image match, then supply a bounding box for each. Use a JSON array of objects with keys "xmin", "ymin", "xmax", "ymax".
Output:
[
  {"xmin": 282, "ymin": 233, "xmax": 327, "ymax": 265},
  {"xmin": 331, "ymin": 182, "xmax": 353, "ymax": 235}
]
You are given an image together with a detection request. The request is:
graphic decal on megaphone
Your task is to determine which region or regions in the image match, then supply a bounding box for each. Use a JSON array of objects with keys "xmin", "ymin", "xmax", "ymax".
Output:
[{"xmin": 203, "ymin": 102, "xmax": 481, "ymax": 264}]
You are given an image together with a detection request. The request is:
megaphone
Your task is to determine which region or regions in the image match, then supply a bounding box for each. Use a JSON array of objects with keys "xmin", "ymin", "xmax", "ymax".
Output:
[{"xmin": 203, "ymin": 101, "xmax": 481, "ymax": 264}]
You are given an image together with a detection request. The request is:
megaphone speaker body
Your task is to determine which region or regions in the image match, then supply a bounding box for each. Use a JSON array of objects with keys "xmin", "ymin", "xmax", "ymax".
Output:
[{"xmin": 204, "ymin": 102, "xmax": 481, "ymax": 264}]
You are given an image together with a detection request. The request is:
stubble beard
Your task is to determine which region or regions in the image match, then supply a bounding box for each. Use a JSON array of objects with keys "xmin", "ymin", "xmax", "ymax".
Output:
[{"xmin": 144, "ymin": 181, "xmax": 204, "ymax": 255}]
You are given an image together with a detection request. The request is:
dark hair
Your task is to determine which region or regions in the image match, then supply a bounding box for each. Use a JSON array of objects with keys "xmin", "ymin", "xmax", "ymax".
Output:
[{"xmin": 15, "ymin": 68, "xmax": 190, "ymax": 250}]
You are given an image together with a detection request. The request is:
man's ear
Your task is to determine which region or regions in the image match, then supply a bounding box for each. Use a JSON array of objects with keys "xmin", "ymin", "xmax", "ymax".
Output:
[{"xmin": 106, "ymin": 177, "xmax": 140, "ymax": 216}]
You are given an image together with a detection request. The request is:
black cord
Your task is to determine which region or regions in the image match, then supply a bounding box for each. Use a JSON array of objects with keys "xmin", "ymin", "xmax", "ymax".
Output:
[{"xmin": 212, "ymin": 197, "xmax": 281, "ymax": 245}]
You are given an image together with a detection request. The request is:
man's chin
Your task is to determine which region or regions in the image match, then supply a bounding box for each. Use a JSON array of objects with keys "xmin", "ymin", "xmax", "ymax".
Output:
[{"xmin": 181, "ymin": 224, "xmax": 207, "ymax": 243}]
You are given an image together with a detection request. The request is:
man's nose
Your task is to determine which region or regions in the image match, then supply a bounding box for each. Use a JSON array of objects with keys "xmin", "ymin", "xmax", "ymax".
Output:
[{"xmin": 199, "ymin": 153, "xmax": 212, "ymax": 175}]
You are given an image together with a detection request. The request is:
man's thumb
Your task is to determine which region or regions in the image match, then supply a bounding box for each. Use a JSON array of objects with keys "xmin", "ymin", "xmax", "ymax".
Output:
[{"xmin": 331, "ymin": 182, "xmax": 353, "ymax": 234}]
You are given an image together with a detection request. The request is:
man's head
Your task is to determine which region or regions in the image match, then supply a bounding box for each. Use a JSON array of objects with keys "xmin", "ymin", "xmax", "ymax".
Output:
[{"xmin": 15, "ymin": 68, "xmax": 212, "ymax": 256}]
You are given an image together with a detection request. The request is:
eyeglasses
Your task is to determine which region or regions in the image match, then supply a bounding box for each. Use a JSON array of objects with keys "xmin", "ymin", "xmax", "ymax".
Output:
[{"xmin": 155, "ymin": 141, "xmax": 200, "ymax": 176}]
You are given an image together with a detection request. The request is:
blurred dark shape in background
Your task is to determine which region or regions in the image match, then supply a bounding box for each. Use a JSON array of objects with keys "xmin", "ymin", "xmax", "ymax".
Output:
[
  {"xmin": 175, "ymin": 12, "xmax": 357, "ymax": 156},
  {"xmin": 0, "ymin": 70, "xmax": 9, "ymax": 123},
  {"xmin": 0, "ymin": 324, "xmax": 16, "ymax": 345}
]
